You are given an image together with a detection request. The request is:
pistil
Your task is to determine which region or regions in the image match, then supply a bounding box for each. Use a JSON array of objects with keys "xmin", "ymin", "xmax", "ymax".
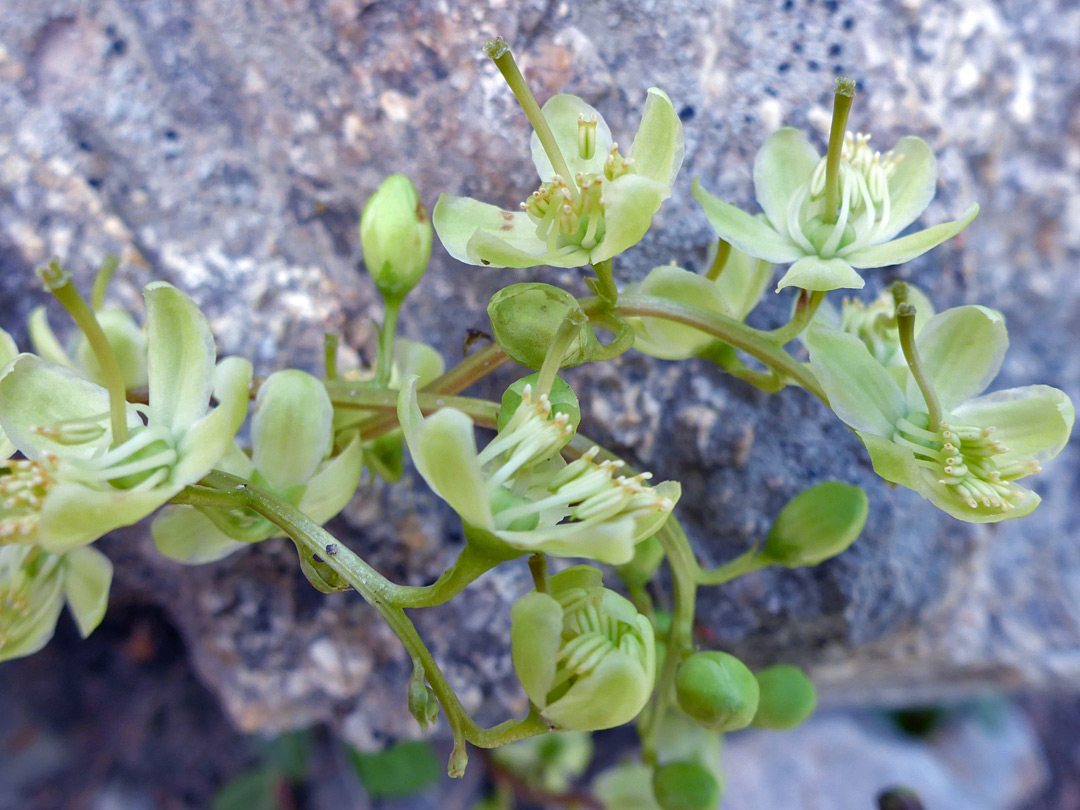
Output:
[{"xmin": 824, "ymin": 78, "xmax": 857, "ymax": 224}]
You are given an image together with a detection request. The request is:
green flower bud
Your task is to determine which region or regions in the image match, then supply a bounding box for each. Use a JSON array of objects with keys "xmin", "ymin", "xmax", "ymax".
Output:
[
  {"xmin": 487, "ymin": 283, "xmax": 597, "ymax": 370},
  {"xmin": 497, "ymin": 372, "xmax": 581, "ymax": 435},
  {"xmin": 761, "ymin": 481, "xmax": 868, "ymax": 567},
  {"xmin": 359, "ymin": 174, "xmax": 432, "ymax": 303},
  {"xmin": 652, "ymin": 760, "xmax": 722, "ymax": 810},
  {"xmin": 752, "ymin": 664, "xmax": 817, "ymax": 730},
  {"xmin": 675, "ymin": 651, "xmax": 759, "ymax": 732},
  {"xmin": 617, "ymin": 533, "xmax": 664, "ymax": 587},
  {"xmin": 511, "ymin": 565, "xmax": 655, "ymax": 731}
]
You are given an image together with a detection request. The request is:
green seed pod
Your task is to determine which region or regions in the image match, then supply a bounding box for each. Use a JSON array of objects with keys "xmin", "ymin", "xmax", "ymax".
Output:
[
  {"xmin": 359, "ymin": 174, "xmax": 432, "ymax": 303},
  {"xmin": 752, "ymin": 664, "xmax": 817, "ymax": 730},
  {"xmin": 487, "ymin": 283, "xmax": 597, "ymax": 370},
  {"xmin": 652, "ymin": 760, "xmax": 722, "ymax": 810},
  {"xmin": 617, "ymin": 533, "xmax": 664, "ymax": 588},
  {"xmin": 675, "ymin": 651, "xmax": 759, "ymax": 732},
  {"xmin": 761, "ymin": 481, "xmax": 868, "ymax": 567}
]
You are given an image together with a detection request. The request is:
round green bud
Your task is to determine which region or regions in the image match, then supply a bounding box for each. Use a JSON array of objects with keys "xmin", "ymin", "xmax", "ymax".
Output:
[
  {"xmin": 359, "ymin": 174, "xmax": 432, "ymax": 302},
  {"xmin": 761, "ymin": 481, "xmax": 868, "ymax": 567},
  {"xmin": 618, "ymin": 534, "xmax": 664, "ymax": 588},
  {"xmin": 675, "ymin": 651, "xmax": 759, "ymax": 732},
  {"xmin": 487, "ymin": 283, "xmax": 596, "ymax": 370},
  {"xmin": 752, "ymin": 664, "xmax": 817, "ymax": 730},
  {"xmin": 652, "ymin": 760, "xmax": 722, "ymax": 810}
]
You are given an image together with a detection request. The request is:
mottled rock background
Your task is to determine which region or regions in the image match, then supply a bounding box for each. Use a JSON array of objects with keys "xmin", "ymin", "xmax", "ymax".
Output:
[{"xmin": 0, "ymin": 0, "xmax": 1078, "ymax": 807}]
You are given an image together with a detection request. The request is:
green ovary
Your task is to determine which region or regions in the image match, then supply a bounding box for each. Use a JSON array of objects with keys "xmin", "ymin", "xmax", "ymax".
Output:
[{"xmin": 892, "ymin": 412, "xmax": 1035, "ymax": 512}]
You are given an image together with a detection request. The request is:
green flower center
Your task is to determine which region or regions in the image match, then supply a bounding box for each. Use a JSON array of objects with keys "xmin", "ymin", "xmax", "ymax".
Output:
[
  {"xmin": 0, "ymin": 457, "xmax": 58, "ymax": 541},
  {"xmin": 520, "ymin": 135, "xmax": 635, "ymax": 254},
  {"xmin": 838, "ymin": 294, "xmax": 899, "ymax": 363},
  {"xmin": 892, "ymin": 412, "xmax": 1038, "ymax": 512}
]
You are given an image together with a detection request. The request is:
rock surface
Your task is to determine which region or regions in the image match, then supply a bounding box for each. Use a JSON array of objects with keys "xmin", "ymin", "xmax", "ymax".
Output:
[{"xmin": 0, "ymin": 0, "xmax": 1078, "ymax": 746}]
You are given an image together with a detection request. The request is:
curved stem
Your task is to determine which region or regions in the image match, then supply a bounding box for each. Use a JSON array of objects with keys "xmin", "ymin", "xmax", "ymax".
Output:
[
  {"xmin": 766, "ymin": 289, "xmax": 825, "ymax": 345},
  {"xmin": 695, "ymin": 547, "xmax": 766, "ymax": 586},
  {"xmin": 591, "ymin": 258, "xmax": 618, "ymax": 305},
  {"xmin": 704, "ymin": 239, "xmax": 732, "ymax": 282},
  {"xmin": 613, "ymin": 293, "xmax": 829, "ymax": 402},
  {"xmin": 391, "ymin": 543, "xmax": 501, "ymax": 608}
]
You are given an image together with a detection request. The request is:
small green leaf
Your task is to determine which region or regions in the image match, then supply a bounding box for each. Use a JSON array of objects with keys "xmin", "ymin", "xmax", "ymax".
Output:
[{"xmin": 347, "ymin": 740, "xmax": 442, "ymax": 799}]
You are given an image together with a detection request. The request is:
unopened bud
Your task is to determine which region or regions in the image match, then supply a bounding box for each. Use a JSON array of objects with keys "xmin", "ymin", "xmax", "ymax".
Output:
[
  {"xmin": 652, "ymin": 760, "xmax": 723, "ymax": 810},
  {"xmin": 360, "ymin": 174, "xmax": 432, "ymax": 303},
  {"xmin": 760, "ymin": 481, "xmax": 868, "ymax": 568},
  {"xmin": 617, "ymin": 534, "xmax": 664, "ymax": 587},
  {"xmin": 752, "ymin": 664, "xmax": 817, "ymax": 730},
  {"xmin": 675, "ymin": 651, "xmax": 759, "ymax": 732}
]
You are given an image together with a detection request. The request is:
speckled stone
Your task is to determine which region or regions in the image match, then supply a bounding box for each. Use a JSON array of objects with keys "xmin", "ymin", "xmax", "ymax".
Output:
[{"xmin": 0, "ymin": 0, "xmax": 1077, "ymax": 747}]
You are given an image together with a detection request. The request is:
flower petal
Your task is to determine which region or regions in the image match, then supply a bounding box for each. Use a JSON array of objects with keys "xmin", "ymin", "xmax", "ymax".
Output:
[
  {"xmin": 530, "ymin": 95, "xmax": 613, "ymax": 181},
  {"xmin": 857, "ymin": 431, "xmax": 926, "ymax": 493},
  {"xmin": 926, "ymin": 479, "xmax": 1041, "ymax": 524},
  {"xmin": 62, "ymin": 545, "xmax": 113, "ymax": 637},
  {"xmin": 717, "ymin": 248, "xmax": 774, "ymax": 322},
  {"xmin": 628, "ymin": 88, "xmax": 684, "ymax": 194},
  {"xmin": 390, "ymin": 338, "xmax": 445, "ymax": 388},
  {"xmin": 876, "ymin": 136, "xmax": 938, "ymax": 241},
  {"xmin": 753, "ymin": 127, "xmax": 820, "ymax": 238},
  {"xmin": 806, "ymin": 326, "xmax": 907, "ymax": 437},
  {"xmin": 144, "ymin": 281, "xmax": 216, "ymax": 434},
  {"xmin": 775, "ymin": 255, "xmax": 865, "ymax": 292},
  {"xmin": 152, "ymin": 504, "xmax": 250, "ymax": 564},
  {"xmin": 432, "ymin": 194, "xmax": 589, "ymax": 269},
  {"xmin": 72, "ymin": 308, "xmax": 148, "ymax": 390},
  {"xmin": 633, "ymin": 266, "xmax": 729, "ymax": 359},
  {"xmin": 0, "ymin": 354, "xmax": 138, "ymax": 460},
  {"xmin": 397, "ymin": 377, "xmax": 494, "ymax": 530},
  {"xmin": 252, "ymin": 369, "xmax": 333, "ymax": 491},
  {"xmin": 297, "ymin": 432, "xmax": 365, "ymax": 524},
  {"xmin": 589, "ymin": 175, "xmax": 664, "ymax": 264},
  {"xmin": 844, "ymin": 203, "xmax": 979, "ymax": 268},
  {"xmin": 909, "ymin": 305, "xmax": 1007, "ymax": 411},
  {"xmin": 172, "ymin": 356, "xmax": 253, "ymax": 486},
  {"xmin": 27, "ymin": 306, "xmax": 74, "ymax": 368},
  {"xmin": 544, "ymin": 645, "xmax": 652, "ymax": 730},
  {"xmin": 692, "ymin": 179, "xmax": 805, "ymax": 264},
  {"xmin": 37, "ymin": 480, "xmax": 173, "ymax": 553},
  {"xmin": 497, "ymin": 517, "xmax": 638, "ymax": 565},
  {"xmin": 0, "ymin": 330, "xmax": 19, "ymax": 459},
  {"xmin": 510, "ymin": 591, "xmax": 563, "ymax": 708},
  {"xmin": 951, "ymin": 385, "xmax": 1074, "ymax": 470},
  {"xmin": 0, "ymin": 551, "xmax": 64, "ymax": 662}
]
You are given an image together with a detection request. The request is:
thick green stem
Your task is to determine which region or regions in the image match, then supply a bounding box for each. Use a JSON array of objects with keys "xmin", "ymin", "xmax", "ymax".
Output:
[
  {"xmin": 484, "ymin": 38, "xmax": 578, "ymax": 202},
  {"xmin": 375, "ymin": 300, "xmax": 401, "ymax": 387},
  {"xmin": 613, "ymin": 293, "xmax": 829, "ymax": 402},
  {"xmin": 173, "ymin": 472, "xmax": 544, "ymax": 774},
  {"xmin": 766, "ymin": 289, "xmax": 826, "ymax": 345},
  {"xmin": 695, "ymin": 547, "xmax": 766, "ymax": 586},
  {"xmin": 39, "ymin": 261, "xmax": 129, "ymax": 444},
  {"xmin": 824, "ymin": 78, "xmax": 856, "ymax": 224},
  {"xmin": 704, "ymin": 239, "xmax": 732, "ymax": 282},
  {"xmin": 392, "ymin": 544, "xmax": 501, "ymax": 608},
  {"xmin": 324, "ymin": 333, "xmax": 339, "ymax": 381}
]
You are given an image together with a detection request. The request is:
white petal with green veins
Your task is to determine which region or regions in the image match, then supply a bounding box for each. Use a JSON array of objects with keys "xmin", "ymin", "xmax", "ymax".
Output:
[
  {"xmin": 628, "ymin": 88, "xmax": 684, "ymax": 194},
  {"xmin": 844, "ymin": 203, "xmax": 979, "ymax": 268},
  {"xmin": 589, "ymin": 174, "xmax": 664, "ymax": 264},
  {"xmin": 173, "ymin": 356, "xmax": 253, "ymax": 486},
  {"xmin": 753, "ymin": 127, "xmax": 820, "ymax": 237},
  {"xmin": 252, "ymin": 369, "xmax": 333, "ymax": 491},
  {"xmin": 297, "ymin": 431, "xmax": 365, "ymax": 524},
  {"xmin": 909, "ymin": 305, "xmax": 1007, "ymax": 412},
  {"xmin": 693, "ymin": 179, "xmax": 805, "ymax": 264},
  {"xmin": 951, "ymin": 385, "xmax": 1074, "ymax": 469},
  {"xmin": 876, "ymin": 136, "xmax": 937, "ymax": 242},
  {"xmin": 144, "ymin": 281, "xmax": 217, "ymax": 434},
  {"xmin": 776, "ymin": 255, "xmax": 865, "ymax": 292},
  {"xmin": 152, "ymin": 504, "xmax": 250, "ymax": 564}
]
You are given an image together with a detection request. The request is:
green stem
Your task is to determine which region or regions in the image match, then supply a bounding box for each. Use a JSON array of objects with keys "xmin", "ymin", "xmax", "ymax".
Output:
[
  {"xmin": 824, "ymin": 78, "xmax": 856, "ymax": 225},
  {"xmin": 528, "ymin": 553, "xmax": 549, "ymax": 593},
  {"xmin": 324, "ymin": 383, "xmax": 499, "ymax": 426},
  {"xmin": 375, "ymin": 300, "xmax": 401, "ymax": 387},
  {"xmin": 695, "ymin": 547, "xmax": 766, "ymax": 586},
  {"xmin": 39, "ymin": 261, "xmax": 129, "ymax": 444},
  {"xmin": 613, "ymin": 293, "xmax": 829, "ymax": 402},
  {"xmin": 704, "ymin": 239, "xmax": 732, "ymax": 282},
  {"xmin": 392, "ymin": 544, "xmax": 501, "ymax": 608},
  {"xmin": 639, "ymin": 519, "xmax": 698, "ymax": 763},
  {"xmin": 173, "ymin": 472, "xmax": 544, "ymax": 773},
  {"xmin": 766, "ymin": 289, "xmax": 826, "ymax": 345},
  {"xmin": 349, "ymin": 343, "xmax": 509, "ymax": 440},
  {"xmin": 484, "ymin": 38, "xmax": 579, "ymax": 202},
  {"xmin": 697, "ymin": 342, "xmax": 784, "ymax": 393},
  {"xmin": 324, "ymin": 333, "xmax": 339, "ymax": 381},
  {"xmin": 591, "ymin": 258, "xmax": 618, "ymax": 305}
]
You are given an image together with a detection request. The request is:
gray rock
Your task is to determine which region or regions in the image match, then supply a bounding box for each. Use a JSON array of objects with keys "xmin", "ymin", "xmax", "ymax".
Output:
[{"xmin": 0, "ymin": 0, "xmax": 1077, "ymax": 747}]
